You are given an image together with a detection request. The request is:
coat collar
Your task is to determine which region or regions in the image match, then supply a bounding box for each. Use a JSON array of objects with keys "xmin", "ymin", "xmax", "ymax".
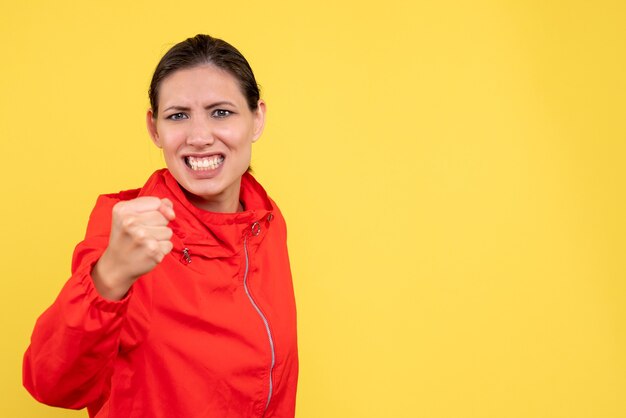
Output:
[{"xmin": 138, "ymin": 169, "xmax": 273, "ymax": 257}]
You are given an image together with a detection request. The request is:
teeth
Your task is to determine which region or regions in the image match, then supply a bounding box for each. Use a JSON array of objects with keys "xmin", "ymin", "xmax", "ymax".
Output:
[{"xmin": 187, "ymin": 155, "xmax": 224, "ymax": 171}]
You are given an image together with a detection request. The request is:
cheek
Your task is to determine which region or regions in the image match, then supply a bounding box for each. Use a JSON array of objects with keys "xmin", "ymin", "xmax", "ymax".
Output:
[
  {"xmin": 159, "ymin": 129, "xmax": 186, "ymax": 151},
  {"xmin": 215, "ymin": 125, "xmax": 254, "ymax": 148}
]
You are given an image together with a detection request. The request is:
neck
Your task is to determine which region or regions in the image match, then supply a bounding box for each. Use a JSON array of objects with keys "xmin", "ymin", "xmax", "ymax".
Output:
[{"xmin": 183, "ymin": 185, "xmax": 243, "ymax": 213}]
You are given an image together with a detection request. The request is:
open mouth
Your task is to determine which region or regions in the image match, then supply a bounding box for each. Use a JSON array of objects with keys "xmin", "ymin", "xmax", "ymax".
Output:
[{"xmin": 185, "ymin": 155, "xmax": 225, "ymax": 171}]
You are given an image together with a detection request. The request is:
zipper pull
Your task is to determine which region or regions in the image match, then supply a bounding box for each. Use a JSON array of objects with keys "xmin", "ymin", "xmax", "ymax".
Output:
[{"xmin": 180, "ymin": 248, "xmax": 192, "ymax": 264}]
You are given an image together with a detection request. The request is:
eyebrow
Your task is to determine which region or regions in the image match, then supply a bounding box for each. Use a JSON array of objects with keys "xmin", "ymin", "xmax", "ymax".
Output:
[{"xmin": 162, "ymin": 101, "xmax": 237, "ymax": 113}]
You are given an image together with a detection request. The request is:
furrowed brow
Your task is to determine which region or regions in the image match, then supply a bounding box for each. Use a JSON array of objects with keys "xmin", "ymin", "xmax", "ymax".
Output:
[
  {"xmin": 163, "ymin": 105, "xmax": 191, "ymax": 113},
  {"xmin": 205, "ymin": 101, "xmax": 236, "ymax": 110}
]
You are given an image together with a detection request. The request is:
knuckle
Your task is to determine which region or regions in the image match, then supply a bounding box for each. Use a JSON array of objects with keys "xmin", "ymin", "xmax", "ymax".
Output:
[
  {"xmin": 121, "ymin": 216, "xmax": 136, "ymax": 230},
  {"xmin": 132, "ymin": 228, "xmax": 146, "ymax": 244},
  {"xmin": 112, "ymin": 202, "xmax": 126, "ymax": 217},
  {"xmin": 142, "ymin": 196, "xmax": 160, "ymax": 208},
  {"xmin": 145, "ymin": 239, "xmax": 159, "ymax": 254}
]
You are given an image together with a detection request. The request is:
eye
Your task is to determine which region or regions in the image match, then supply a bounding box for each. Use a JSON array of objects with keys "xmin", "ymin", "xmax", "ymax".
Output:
[
  {"xmin": 212, "ymin": 109, "xmax": 232, "ymax": 118},
  {"xmin": 167, "ymin": 112, "xmax": 188, "ymax": 121}
]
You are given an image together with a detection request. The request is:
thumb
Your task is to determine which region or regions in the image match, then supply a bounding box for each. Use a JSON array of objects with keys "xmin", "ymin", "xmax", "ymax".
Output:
[{"xmin": 159, "ymin": 198, "xmax": 175, "ymax": 221}]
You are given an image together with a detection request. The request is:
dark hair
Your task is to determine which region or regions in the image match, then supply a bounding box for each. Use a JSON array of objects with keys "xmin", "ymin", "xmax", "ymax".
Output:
[{"xmin": 149, "ymin": 34, "xmax": 260, "ymax": 116}]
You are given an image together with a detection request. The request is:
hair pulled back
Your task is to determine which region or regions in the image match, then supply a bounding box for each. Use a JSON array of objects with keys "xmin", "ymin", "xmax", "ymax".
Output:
[{"xmin": 149, "ymin": 34, "xmax": 260, "ymax": 116}]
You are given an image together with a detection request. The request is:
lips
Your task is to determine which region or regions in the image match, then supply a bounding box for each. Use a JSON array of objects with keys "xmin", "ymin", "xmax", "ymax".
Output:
[{"xmin": 185, "ymin": 155, "xmax": 225, "ymax": 171}]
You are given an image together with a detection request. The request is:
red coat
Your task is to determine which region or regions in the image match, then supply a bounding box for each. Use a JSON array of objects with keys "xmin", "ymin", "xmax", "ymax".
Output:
[{"xmin": 23, "ymin": 169, "xmax": 298, "ymax": 418}]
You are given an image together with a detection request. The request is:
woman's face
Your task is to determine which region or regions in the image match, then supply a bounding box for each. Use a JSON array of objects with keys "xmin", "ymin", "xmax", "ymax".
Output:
[{"xmin": 147, "ymin": 65, "xmax": 265, "ymax": 212}]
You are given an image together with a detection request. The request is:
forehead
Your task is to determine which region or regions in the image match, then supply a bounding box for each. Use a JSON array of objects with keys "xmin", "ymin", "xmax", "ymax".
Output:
[{"xmin": 158, "ymin": 65, "xmax": 245, "ymax": 105}]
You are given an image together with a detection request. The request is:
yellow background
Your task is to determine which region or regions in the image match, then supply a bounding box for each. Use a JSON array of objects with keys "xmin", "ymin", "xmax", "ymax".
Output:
[{"xmin": 1, "ymin": 1, "xmax": 625, "ymax": 417}]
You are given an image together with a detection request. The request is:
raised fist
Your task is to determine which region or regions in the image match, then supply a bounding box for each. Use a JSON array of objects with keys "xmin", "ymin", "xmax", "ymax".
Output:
[{"xmin": 92, "ymin": 197, "xmax": 175, "ymax": 300}]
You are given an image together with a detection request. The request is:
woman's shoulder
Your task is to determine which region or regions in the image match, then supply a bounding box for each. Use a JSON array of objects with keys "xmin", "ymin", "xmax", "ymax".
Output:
[
  {"xmin": 84, "ymin": 170, "xmax": 168, "ymax": 238},
  {"xmin": 84, "ymin": 188, "xmax": 142, "ymax": 238}
]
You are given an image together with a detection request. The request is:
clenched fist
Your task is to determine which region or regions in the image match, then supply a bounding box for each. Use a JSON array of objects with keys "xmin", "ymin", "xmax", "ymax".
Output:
[{"xmin": 92, "ymin": 197, "xmax": 175, "ymax": 300}]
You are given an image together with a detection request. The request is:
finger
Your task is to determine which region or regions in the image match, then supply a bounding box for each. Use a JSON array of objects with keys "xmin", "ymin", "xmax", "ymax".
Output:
[
  {"xmin": 148, "ymin": 239, "xmax": 173, "ymax": 263},
  {"xmin": 142, "ymin": 225, "xmax": 173, "ymax": 241},
  {"xmin": 133, "ymin": 210, "xmax": 171, "ymax": 227},
  {"xmin": 158, "ymin": 240, "xmax": 173, "ymax": 255},
  {"xmin": 143, "ymin": 239, "xmax": 165, "ymax": 262},
  {"xmin": 117, "ymin": 197, "xmax": 164, "ymax": 215},
  {"xmin": 124, "ymin": 224, "xmax": 172, "ymax": 244},
  {"xmin": 158, "ymin": 198, "xmax": 176, "ymax": 221}
]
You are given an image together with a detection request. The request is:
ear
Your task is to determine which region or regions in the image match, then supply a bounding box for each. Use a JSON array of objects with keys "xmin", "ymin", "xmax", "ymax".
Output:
[
  {"xmin": 251, "ymin": 100, "xmax": 266, "ymax": 143},
  {"xmin": 146, "ymin": 109, "xmax": 162, "ymax": 148}
]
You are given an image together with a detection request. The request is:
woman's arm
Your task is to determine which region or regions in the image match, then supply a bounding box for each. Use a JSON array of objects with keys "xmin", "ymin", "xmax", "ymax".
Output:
[
  {"xmin": 23, "ymin": 237, "xmax": 130, "ymax": 409},
  {"xmin": 23, "ymin": 195, "xmax": 174, "ymax": 409}
]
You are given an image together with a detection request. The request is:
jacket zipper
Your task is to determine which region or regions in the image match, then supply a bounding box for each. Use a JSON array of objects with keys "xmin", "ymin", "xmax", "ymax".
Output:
[{"xmin": 243, "ymin": 234, "xmax": 276, "ymax": 412}]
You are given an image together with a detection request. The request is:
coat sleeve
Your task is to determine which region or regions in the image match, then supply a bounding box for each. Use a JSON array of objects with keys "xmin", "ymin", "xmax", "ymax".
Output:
[{"xmin": 23, "ymin": 195, "xmax": 131, "ymax": 410}]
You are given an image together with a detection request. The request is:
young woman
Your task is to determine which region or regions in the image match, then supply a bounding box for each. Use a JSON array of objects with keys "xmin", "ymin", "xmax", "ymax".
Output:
[{"xmin": 24, "ymin": 34, "xmax": 298, "ymax": 418}]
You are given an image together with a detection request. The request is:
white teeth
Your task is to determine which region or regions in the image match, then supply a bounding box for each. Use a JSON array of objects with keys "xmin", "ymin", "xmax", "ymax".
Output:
[{"xmin": 187, "ymin": 155, "xmax": 224, "ymax": 171}]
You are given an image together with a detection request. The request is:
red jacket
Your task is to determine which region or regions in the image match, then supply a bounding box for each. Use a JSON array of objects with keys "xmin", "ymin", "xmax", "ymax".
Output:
[{"xmin": 24, "ymin": 169, "xmax": 298, "ymax": 418}]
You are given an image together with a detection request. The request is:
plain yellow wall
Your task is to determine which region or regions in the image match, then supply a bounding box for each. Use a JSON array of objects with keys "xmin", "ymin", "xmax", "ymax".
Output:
[{"xmin": 2, "ymin": 1, "xmax": 625, "ymax": 417}]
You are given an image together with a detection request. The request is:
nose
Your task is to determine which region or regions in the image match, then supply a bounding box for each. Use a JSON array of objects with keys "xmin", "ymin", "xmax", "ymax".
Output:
[{"xmin": 186, "ymin": 115, "xmax": 214, "ymax": 147}]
